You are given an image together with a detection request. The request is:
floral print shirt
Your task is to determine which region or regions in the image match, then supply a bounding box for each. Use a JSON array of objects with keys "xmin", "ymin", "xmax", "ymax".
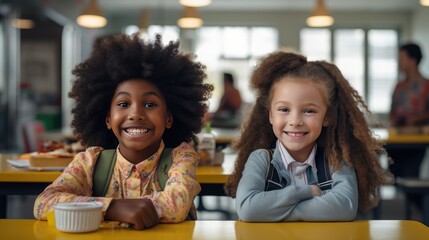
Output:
[
  {"xmin": 33, "ymin": 141, "xmax": 201, "ymax": 223},
  {"xmin": 390, "ymin": 78, "xmax": 429, "ymax": 126}
]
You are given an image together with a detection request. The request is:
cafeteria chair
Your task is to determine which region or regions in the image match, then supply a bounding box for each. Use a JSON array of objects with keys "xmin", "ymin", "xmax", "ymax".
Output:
[
  {"xmin": 22, "ymin": 120, "xmax": 45, "ymax": 153},
  {"xmin": 396, "ymin": 177, "xmax": 429, "ymax": 226},
  {"xmin": 396, "ymin": 149, "xmax": 429, "ymax": 226}
]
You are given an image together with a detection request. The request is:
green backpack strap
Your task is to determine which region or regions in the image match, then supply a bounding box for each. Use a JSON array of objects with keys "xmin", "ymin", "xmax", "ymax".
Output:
[
  {"xmin": 92, "ymin": 149, "xmax": 116, "ymax": 197},
  {"xmin": 157, "ymin": 148, "xmax": 173, "ymax": 190},
  {"xmin": 92, "ymin": 147, "xmax": 173, "ymax": 194}
]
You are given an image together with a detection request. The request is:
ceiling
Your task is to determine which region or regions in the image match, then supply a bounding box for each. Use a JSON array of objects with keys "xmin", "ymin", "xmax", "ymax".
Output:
[
  {"xmin": 0, "ymin": 0, "xmax": 424, "ymax": 23},
  {"xmin": 98, "ymin": 0, "xmax": 421, "ymax": 14}
]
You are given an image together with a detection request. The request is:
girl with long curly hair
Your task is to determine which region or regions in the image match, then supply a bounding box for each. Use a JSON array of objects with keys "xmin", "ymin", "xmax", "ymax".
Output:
[
  {"xmin": 34, "ymin": 34, "xmax": 213, "ymax": 229},
  {"xmin": 225, "ymin": 51, "xmax": 391, "ymax": 222}
]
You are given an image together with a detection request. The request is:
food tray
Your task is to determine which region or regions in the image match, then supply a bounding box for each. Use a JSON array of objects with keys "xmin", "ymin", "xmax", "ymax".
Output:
[{"xmin": 29, "ymin": 155, "xmax": 74, "ymax": 168}]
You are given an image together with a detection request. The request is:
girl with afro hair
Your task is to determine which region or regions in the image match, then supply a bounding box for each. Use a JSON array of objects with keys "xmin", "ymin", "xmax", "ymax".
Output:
[
  {"xmin": 225, "ymin": 51, "xmax": 391, "ymax": 222},
  {"xmin": 34, "ymin": 33, "xmax": 213, "ymax": 229}
]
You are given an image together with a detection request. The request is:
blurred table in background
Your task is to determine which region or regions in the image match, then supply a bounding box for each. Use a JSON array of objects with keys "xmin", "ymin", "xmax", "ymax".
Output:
[
  {"xmin": 213, "ymin": 127, "xmax": 429, "ymax": 146},
  {"xmin": 372, "ymin": 128, "xmax": 429, "ymax": 176},
  {"xmin": 372, "ymin": 128, "xmax": 429, "ymax": 144},
  {"xmin": 212, "ymin": 127, "xmax": 240, "ymax": 146}
]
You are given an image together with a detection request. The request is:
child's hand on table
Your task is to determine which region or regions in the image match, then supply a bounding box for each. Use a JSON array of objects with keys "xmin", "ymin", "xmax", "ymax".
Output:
[
  {"xmin": 105, "ymin": 198, "xmax": 160, "ymax": 230},
  {"xmin": 310, "ymin": 185, "xmax": 322, "ymax": 197}
]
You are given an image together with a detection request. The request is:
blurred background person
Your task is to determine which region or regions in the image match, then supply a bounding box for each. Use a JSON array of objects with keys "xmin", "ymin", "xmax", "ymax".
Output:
[
  {"xmin": 211, "ymin": 72, "xmax": 242, "ymax": 128},
  {"xmin": 390, "ymin": 42, "xmax": 429, "ymax": 128},
  {"xmin": 388, "ymin": 42, "xmax": 429, "ymax": 211}
]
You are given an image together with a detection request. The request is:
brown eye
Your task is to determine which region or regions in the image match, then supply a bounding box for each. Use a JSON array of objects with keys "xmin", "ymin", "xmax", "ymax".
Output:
[
  {"xmin": 303, "ymin": 109, "xmax": 316, "ymax": 114},
  {"xmin": 144, "ymin": 102, "xmax": 157, "ymax": 108},
  {"xmin": 117, "ymin": 102, "xmax": 129, "ymax": 108}
]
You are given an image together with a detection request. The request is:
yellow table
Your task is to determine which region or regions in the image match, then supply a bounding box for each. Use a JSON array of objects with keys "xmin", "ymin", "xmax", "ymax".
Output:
[{"xmin": 0, "ymin": 219, "xmax": 427, "ymax": 240}]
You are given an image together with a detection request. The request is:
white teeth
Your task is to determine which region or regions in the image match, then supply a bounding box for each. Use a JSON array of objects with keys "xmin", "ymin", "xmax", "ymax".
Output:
[
  {"xmin": 288, "ymin": 132, "xmax": 305, "ymax": 137},
  {"xmin": 125, "ymin": 128, "xmax": 149, "ymax": 135}
]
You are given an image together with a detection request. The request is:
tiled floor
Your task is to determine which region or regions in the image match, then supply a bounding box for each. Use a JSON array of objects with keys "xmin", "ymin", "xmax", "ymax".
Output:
[{"xmin": 6, "ymin": 185, "xmax": 424, "ymax": 224}]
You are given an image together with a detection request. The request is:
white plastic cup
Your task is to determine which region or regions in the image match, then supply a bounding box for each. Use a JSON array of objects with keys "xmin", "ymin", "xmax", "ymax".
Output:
[{"xmin": 54, "ymin": 202, "xmax": 103, "ymax": 233}]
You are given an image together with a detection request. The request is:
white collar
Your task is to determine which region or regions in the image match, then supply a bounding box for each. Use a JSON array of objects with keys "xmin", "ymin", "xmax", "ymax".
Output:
[{"xmin": 277, "ymin": 140, "xmax": 317, "ymax": 171}]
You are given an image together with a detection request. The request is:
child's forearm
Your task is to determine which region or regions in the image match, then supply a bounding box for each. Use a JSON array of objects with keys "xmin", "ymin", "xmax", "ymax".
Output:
[
  {"xmin": 34, "ymin": 190, "xmax": 112, "ymax": 220},
  {"xmin": 151, "ymin": 143, "xmax": 201, "ymax": 223},
  {"xmin": 285, "ymin": 165, "xmax": 358, "ymax": 221},
  {"xmin": 34, "ymin": 149, "xmax": 112, "ymax": 220},
  {"xmin": 149, "ymin": 175, "xmax": 200, "ymax": 223}
]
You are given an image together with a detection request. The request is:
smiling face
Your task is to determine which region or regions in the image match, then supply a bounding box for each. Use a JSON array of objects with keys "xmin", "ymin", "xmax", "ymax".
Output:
[
  {"xmin": 269, "ymin": 77, "xmax": 328, "ymax": 162},
  {"xmin": 106, "ymin": 79, "xmax": 173, "ymax": 163}
]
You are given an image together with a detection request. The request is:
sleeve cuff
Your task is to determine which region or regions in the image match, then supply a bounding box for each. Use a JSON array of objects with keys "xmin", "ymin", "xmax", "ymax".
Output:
[{"xmin": 151, "ymin": 199, "xmax": 162, "ymax": 218}]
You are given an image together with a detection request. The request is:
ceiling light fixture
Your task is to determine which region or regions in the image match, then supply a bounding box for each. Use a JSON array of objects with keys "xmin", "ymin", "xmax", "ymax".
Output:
[
  {"xmin": 179, "ymin": 0, "xmax": 212, "ymax": 7},
  {"xmin": 76, "ymin": 0, "xmax": 107, "ymax": 28},
  {"xmin": 12, "ymin": 19, "xmax": 35, "ymax": 29},
  {"xmin": 306, "ymin": 0, "xmax": 334, "ymax": 27},
  {"xmin": 420, "ymin": 0, "xmax": 429, "ymax": 6},
  {"xmin": 177, "ymin": 7, "xmax": 203, "ymax": 29}
]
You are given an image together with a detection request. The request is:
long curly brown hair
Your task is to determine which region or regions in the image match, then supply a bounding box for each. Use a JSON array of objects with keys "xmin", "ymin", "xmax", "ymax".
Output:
[
  {"xmin": 225, "ymin": 51, "xmax": 392, "ymax": 212},
  {"xmin": 69, "ymin": 33, "xmax": 213, "ymax": 149}
]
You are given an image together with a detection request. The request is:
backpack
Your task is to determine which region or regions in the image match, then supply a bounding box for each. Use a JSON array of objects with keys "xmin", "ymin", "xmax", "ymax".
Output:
[
  {"xmin": 264, "ymin": 147, "xmax": 333, "ymax": 191},
  {"xmin": 92, "ymin": 148, "xmax": 173, "ymax": 197}
]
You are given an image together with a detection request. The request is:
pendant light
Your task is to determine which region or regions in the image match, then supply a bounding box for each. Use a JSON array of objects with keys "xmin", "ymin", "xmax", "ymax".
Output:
[
  {"xmin": 179, "ymin": 0, "xmax": 211, "ymax": 7},
  {"xmin": 138, "ymin": 9, "xmax": 149, "ymax": 31},
  {"xmin": 76, "ymin": 0, "xmax": 107, "ymax": 28},
  {"xmin": 420, "ymin": 0, "xmax": 429, "ymax": 7},
  {"xmin": 306, "ymin": 0, "xmax": 334, "ymax": 28},
  {"xmin": 137, "ymin": 9, "xmax": 150, "ymax": 39},
  {"xmin": 12, "ymin": 19, "xmax": 35, "ymax": 29},
  {"xmin": 177, "ymin": 7, "xmax": 203, "ymax": 29}
]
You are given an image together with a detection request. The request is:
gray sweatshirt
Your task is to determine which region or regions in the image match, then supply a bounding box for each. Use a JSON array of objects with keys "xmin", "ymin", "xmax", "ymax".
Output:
[{"xmin": 236, "ymin": 145, "xmax": 358, "ymax": 222}]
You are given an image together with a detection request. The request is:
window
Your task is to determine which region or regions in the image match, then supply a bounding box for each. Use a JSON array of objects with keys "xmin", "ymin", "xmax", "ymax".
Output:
[
  {"xmin": 334, "ymin": 29, "xmax": 365, "ymax": 95},
  {"xmin": 195, "ymin": 26, "xmax": 278, "ymax": 112},
  {"xmin": 222, "ymin": 27, "xmax": 249, "ymax": 59},
  {"xmin": 300, "ymin": 28, "xmax": 399, "ymax": 115},
  {"xmin": 123, "ymin": 25, "xmax": 279, "ymax": 113},
  {"xmin": 368, "ymin": 30, "xmax": 398, "ymax": 113},
  {"xmin": 300, "ymin": 28, "xmax": 331, "ymax": 61}
]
